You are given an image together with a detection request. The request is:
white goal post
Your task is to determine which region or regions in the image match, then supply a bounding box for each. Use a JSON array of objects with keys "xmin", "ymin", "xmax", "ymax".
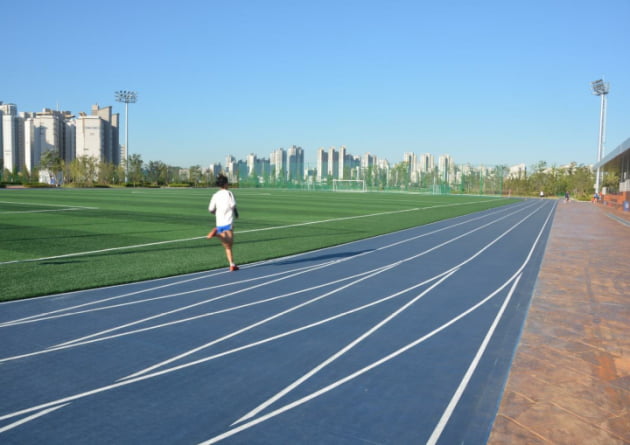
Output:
[{"xmin": 332, "ymin": 179, "xmax": 367, "ymax": 192}]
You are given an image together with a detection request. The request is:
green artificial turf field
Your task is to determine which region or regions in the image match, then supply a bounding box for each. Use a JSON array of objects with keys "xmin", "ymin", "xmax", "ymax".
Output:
[{"xmin": 0, "ymin": 187, "xmax": 517, "ymax": 301}]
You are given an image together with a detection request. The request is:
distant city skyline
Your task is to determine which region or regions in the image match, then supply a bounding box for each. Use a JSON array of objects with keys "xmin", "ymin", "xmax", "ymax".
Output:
[{"xmin": 3, "ymin": 1, "xmax": 629, "ymax": 172}]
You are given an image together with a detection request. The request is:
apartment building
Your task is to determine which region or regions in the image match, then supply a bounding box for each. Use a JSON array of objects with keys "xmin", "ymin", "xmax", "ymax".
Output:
[{"xmin": 0, "ymin": 101, "xmax": 120, "ymax": 175}]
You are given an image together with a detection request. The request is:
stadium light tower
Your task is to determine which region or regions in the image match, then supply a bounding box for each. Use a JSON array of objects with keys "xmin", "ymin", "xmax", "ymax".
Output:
[
  {"xmin": 115, "ymin": 90, "xmax": 138, "ymax": 181},
  {"xmin": 591, "ymin": 79, "xmax": 609, "ymax": 194}
]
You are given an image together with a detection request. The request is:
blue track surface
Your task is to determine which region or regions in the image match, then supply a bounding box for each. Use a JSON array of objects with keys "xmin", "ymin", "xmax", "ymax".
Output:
[{"xmin": 0, "ymin": 199, "xmax": 556, "ymax": 444}]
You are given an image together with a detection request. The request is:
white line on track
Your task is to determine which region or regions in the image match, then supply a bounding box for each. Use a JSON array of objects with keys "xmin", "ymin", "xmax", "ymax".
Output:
[
  {"xmin": 229, "ymin": 200, "xmax": 550, "ymax": 427},
  {"xmin": 233, "ymin": 267, "xmax": 459, "ymax": 425},
  {"xmin": 200, "ymin": 203, "xmax": 555, "ymax": 443},
  {"xmin": 0, "ymin": 404, "xmax": 70, "ymax": 434},
  {"xmin": 427, "ymin": 274, "xmax": 522, "ymax": 444},
  {"xmin": 0, "ymin": 261, "xmax": 331, "ymax": 329},
  {"xmin": 198, "ymin": 274, "xmax": 523, "ymax": 445},
  {"xmin": 52, "ymin": 259, "xmax": 343, "ymax": 347},
  {"xmin": 0, "ymin": 266, "xmax": 403, "ymax": 364},
  {"xmin": 120, "ymin": 261, "xmax": 401, "ymax": 380}
]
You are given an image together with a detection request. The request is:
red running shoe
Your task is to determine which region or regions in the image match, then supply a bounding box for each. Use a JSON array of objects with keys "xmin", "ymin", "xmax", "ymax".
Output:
[{"xmin": 230, "ymin": 265, "xmax": 239, "ymax": 272}]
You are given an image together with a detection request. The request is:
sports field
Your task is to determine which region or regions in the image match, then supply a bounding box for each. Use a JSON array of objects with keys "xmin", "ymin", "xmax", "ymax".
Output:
[{"xmin": 0, "ymin": 188, "xmax": 517, "ymax": 301}]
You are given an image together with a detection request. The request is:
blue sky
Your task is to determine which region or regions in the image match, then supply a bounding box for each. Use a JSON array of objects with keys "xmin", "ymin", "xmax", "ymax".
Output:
[{"xmin": 4, "ymin": 0, "xmax": 629, "ymax": 169}]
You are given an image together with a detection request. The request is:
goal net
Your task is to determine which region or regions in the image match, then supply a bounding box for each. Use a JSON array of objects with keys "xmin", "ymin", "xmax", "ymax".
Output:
[{"xmin": 332, "ymin": 179, "xmax": 367, "ymax": 192}]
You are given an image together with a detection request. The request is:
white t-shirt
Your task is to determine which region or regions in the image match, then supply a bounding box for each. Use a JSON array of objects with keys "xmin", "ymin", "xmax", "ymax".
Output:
[{"xmin": 208, "ymin": 189, "xmax": 236, "ymax": 227}]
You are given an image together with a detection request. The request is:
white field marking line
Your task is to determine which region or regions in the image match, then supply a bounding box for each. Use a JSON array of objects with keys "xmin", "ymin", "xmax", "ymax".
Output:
[
  {"xmin": 0, "ymin": 202, "xmax": 553, "ymax": 431},
  {"xmin": 120, "ymin": 262, "xmax": 400, "ymax": 380},
  {"xmin": 0, "ymin": 403, "xmax": 70, "ymax": 434},
  {"xmin": 0, "ymin": 200, "xmax": 97, "ymax": 209},
  {"xmin": 0, "ymin": 258, "xmax": 335, "ymax": 328},
  {"xmin": 0, "ymin": 197, "xmax": 503, "ymax": 266},
  {"xmin": 51, "ymin": 259, "xmax": 344, "ymax": 348},
  {"xmin": 201, "ymin": 203, "xmax": 555, "ymax": 444},
  {"xmin": 0, "ymin": 208, "xmax": 90, "ymax": 214},
  {"xmin": 231, "ymin": 200, "xmax": 548, "ymax": 425},
  {"xmin": 0, "ymin": 266, "xmax": 393, "ymax": 364},
  {"xmin": 233, "ymin": 267, "xmax": 459, "ymax": 425},
  {"xmin": 427, "ymin": 274, "xmax": 522, "ymax": 445},
  {"xmin": 0, "ymin": 268, "xmax": 453, "ymax": 425}
]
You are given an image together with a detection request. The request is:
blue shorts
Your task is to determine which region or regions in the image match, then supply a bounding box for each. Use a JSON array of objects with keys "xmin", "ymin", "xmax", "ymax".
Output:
[{"xmin": 216, "ymin": 224, "xmax": 233, "ymax": 234}]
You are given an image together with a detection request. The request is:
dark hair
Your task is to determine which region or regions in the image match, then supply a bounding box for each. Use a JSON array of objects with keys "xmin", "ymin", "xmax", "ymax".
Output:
[{"xmin": 216, "ymin": 174, "xmax": 228, "ymax": 188}]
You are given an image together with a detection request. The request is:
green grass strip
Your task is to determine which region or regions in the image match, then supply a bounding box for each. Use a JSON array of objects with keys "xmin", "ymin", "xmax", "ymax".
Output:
[{"xmin": 0, "ymin": 188, "xmax": 517, "ymax": 301}]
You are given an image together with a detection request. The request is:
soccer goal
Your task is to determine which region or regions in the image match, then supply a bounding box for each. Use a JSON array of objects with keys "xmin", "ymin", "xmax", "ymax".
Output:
[{"xmin": 332, "ymin": 179, "xmax": 367, "ymax": 192}]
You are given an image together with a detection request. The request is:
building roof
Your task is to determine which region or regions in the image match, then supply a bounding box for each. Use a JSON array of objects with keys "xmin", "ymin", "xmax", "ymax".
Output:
[{"xmin": 595, "ymin": 136, "xmax": 630, "ymax": 169}]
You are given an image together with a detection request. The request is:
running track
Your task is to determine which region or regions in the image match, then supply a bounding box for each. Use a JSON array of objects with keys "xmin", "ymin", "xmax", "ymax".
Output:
[{"xmin": 0, "ymin": 198, "xmax": 556, "ymax": 444}]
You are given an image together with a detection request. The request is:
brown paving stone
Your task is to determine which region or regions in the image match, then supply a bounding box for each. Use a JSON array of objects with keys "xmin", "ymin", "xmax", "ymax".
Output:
[{"xmin": 487, "ymin": 202, "xmax": 630, "ymax": 445}]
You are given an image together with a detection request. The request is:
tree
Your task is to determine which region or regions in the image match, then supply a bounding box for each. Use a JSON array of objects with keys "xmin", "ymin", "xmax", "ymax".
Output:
[
  {"xmin": 67, "ymin": 156, "xmax": 97, "ymax": 187},
  {"xmin": 128, "ymin": 154, "xmax": 144, "ymax": 186},
  {"xmin": 39, "ymin": 149, "xmax": 65, "ymax": 185},
  {"xmin": 147, "ymin": 160, "xmax": 168, "ymax": 186},
  {"xmin": 189, "ymin": 165, "xmax": 203, "ymax": 187}
]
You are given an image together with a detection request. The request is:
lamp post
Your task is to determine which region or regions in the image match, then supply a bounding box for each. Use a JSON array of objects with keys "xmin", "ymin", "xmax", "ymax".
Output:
[
  {"xmin": 115, "ymin": 90, "xmax": 138, "ymax": 182},
  {"xmin": 591, "ymin": 79, "xmax": 609, "ymax": 194}
]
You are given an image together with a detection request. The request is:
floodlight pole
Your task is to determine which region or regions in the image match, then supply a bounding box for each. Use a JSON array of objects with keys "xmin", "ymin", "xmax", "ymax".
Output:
[
  {"xmin": 591, "ymin": 79, "xmax": 609, "ymax": 194},
  {"xmin": 115, "ymin": 90, "xmax": 138, "ymax": 182}
]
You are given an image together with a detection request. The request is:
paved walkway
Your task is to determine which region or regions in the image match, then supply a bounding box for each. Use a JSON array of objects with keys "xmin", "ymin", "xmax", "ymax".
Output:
[{"xmin": 488, "ymin": 200, "xmax": 630, "ymax": 444}]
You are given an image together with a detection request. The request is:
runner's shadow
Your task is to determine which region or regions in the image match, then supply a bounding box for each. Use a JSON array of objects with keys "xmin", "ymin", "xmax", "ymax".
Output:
[{"xmin": 273, "ymin": 249, "xmax": 374, "ymax": 265}]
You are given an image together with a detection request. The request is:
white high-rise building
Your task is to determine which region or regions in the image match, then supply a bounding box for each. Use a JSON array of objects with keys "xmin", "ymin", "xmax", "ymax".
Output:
[
  {"xmin": 270, "ymin": 147, "xmax": 286, "ymax": 179},
  {"xmin": 439, "ymin": 154, "xmax": 454, "ymax": 183},
  {"xmin": 419, "ymin": 153, "xmax": 434, "ymax": 173},
  {"xmin": 23, "ymin": 109, "xmax": 74, "ymax": 171},
  {"xmin": 1, "ymin": 103, "xmax": 22, "ymax": 173},
  {"xmin": 328, "ymin": 147, "xmax": 339, "ymax": 179},
  {"xmin": 316, "ymin": 147, "xmax": 328, "ymax": 182},
  {"xmin": 287, "ymin": 145, "xmax": 304, "ymax": 181}
]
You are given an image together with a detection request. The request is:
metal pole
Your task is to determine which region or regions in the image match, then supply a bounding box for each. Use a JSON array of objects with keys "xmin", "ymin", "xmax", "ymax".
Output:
[
  {"xmin": 591, "ymin": 79, "xmax": 609, "ymax": 194},
  {"xmin": 125, "ymin": 101, "xmax": 129, "ymax": 182}
]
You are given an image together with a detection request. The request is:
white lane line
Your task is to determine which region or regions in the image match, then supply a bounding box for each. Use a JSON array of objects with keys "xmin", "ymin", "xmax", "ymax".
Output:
[
  {"xmin": 233, "ymin": 267, "xmax": 459, "ymax": 425},
  {"xmin": 52, "ymin": 259, "xmax": 342, "ymax": 348},
  {"xmin": 0, "ymin": 198, "xmax": 508, "ymax": 266},
  {"xmin": 230, "ymin": 200, "xmax": 547, "ymax": 426},
  {"xmin": 200, "ymin": 198, "xmax": 555, "ymax": 444},
  {"xmin": 198, "ymin": 272, "xmax": 524, "ymax": 444},
  {"xmin": 0, "ymin": 403, "xmax": 70, "ymax": 434},
  {"xmin": 427, "ymin": 274, "xmax": 522, "ymax": 445},
  {"xmin": 0, "ymin": 266, "xmax": 392, "ymax": 364},
  {"xmin": 0, "ymin": 260, "xmax": 334, "ymax": 328},
  {"xmin": 120, "ymin": 262, "xmax": 400, "ymax": 380},
  {"xmin": 0, "ymin": 269, "xmax": 453, "ymax": 425}
]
